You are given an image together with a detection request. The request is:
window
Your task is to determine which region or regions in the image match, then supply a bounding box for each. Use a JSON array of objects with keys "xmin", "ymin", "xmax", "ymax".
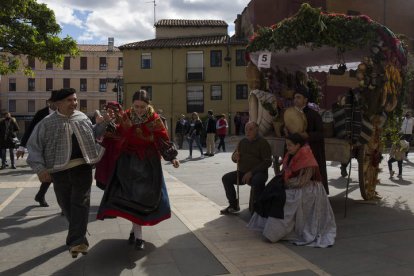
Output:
[
  {"xmin": 28, "ymin": 100, "xmax": 35, "ymax": 112},
  {"xmin": 46, "ymin": 78, "xmax": 53, "ymax": 91},
  {"xmin": 187, "ymin": 85, "xmax": 204, "ymax": 113},
  {"xmin": 236, "ymin": 84, "xmax": 248, "ymax": 99},
  {"xmin": 80, "ymin": 57, "xmax": 87, "ymax": 70},
  {"xmin": 187, "ymin": 51, "xmax": 204, "ymax": 81},
  {"xmin": 211, "ymin": 85, "xmax": 222, "ymax": 100},
  {"xmin": 141, "ymin": 86, "xmax": 152, "ymax": 100},
  {"xmin": 236, "ymin": 49, "xmax": 246, "ymax": 66},
  {"xmin": 79, "ymin": 99, "xmax": 87, "ymax": 113},
  {"xmin": 80, "ymin": 79, "xmax": 87, "ymax": 92},
  {"xmin": 118, "ymin": 57, "xmax": 123, "ymax": 70},
  {"xmin": 9, "ymin": 78, "xmax": 16, "ymax": 91},
  {"xmin": 99, "ymin": 79, "xmax": 107, "ymax": 92},
  {"xmin": 63, "ymin": 78, "xmax": 70, "ymax": 89},
  {"xmin": 99, "ymin": 100, "xmax": 107, "ymax": 110},
  {"xmin": 99, "ymin": 57, "xmax": 107, "ymax": 70},
  {"xmin": 28, "ymin": 78, "xmax": 35, "ymax": 91},
  {"xmin": 210, "ymin": 50, "xmax": 222, "ymax": 67},
  {"xmin": 141, "ymin": 53, "xmax": 152, "ymax": 69},
  {"xmin": 63, "ymin": 57, "xmax": 70, "ymax": 70},
  {"xmin": 28, "ymin": 56, "xmax": 35, "ymax": 69},
  {"xmin": 46, "ymin": 62, "xmax": 53, "ymax": 70},
  {"xmin": 9, "ymin": 100, "xmax": 16, "ymax": 112}
]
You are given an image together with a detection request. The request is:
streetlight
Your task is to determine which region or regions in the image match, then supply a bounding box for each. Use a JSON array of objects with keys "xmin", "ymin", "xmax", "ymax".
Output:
[{"xmin": 110, "ymin": 77, "xmax": 123, "ymax": 104}]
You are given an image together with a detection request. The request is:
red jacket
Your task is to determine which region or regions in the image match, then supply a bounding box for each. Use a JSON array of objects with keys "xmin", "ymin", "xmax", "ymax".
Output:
[{"xmin": 216, "ymin": 118, "xmax": 228, "ymax": 136}]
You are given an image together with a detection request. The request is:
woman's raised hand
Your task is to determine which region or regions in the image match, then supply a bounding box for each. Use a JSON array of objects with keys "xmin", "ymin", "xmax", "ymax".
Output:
[{"xmin": 172, "ymin": 159, "xmax": 180, "ymax": 168}]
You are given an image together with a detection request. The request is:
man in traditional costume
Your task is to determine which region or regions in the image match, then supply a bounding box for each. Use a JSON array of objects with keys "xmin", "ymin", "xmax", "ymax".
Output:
[
  {"xmin": 27, "ymin": 88, "xmax": 108, "ymax": 258},
  {"xmin": 292, "ymin": 86, "xmax": 328, "ymax": 194}
]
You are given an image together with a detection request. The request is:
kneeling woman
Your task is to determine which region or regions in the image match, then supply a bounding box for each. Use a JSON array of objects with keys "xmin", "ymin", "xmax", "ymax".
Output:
[
  {"xmin": 96, "ymin": 90, "xmax": 179, "ymax": 250},
  {"xmin": 248, "ymin": 133, "xmax": 336, "ymax": 247}
]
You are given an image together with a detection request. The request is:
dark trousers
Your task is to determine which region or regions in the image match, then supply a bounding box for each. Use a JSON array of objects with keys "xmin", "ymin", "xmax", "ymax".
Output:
[
  {"xmin": 35, "ymin": 182, "xmax": 51, "ymax": 199},
  {"xmin": 187, "ymin": 135, "xmax": 203, "ymax": 156},
  {"xmin": 51, "ymin": 164, "xmax": 92, "ymax": 247},
  {"xmin": 222, "ymin": 170, "xmax": 268, "ymax": 207},
  {"xmin": 175, "ymin": 133, "xmax": 185, "ymax": 149},
  {"xmin": 217, "ymin": 135, "xmax": 226, "ymax": 152},
  {"xmin": 388, "ymin": 158, "xmax": 402, "ymax": 175},
  {"xmin": 1, "ymin": 148, "xmax": 14, "ymax": 166}
]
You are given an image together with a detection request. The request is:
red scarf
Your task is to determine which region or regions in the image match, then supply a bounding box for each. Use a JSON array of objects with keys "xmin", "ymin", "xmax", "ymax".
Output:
[
  {"xmin": 95, "ymin": 108, "xmax": 169, "ymax": 185},
  {"xmin": 282, "ymin": 144, "xmax": 322, "ymax": 182}
]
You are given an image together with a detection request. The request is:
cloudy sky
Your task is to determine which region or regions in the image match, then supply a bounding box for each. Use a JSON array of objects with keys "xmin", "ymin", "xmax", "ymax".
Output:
[{"xmin": 38, "ymin": 0, "xmax": 250, "ymax": 46}]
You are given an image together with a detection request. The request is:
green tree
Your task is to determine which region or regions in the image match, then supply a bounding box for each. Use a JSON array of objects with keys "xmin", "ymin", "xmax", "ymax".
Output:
[{"xmin": 0, "ymin": 0, "xmax": 79, "ymax": 75}]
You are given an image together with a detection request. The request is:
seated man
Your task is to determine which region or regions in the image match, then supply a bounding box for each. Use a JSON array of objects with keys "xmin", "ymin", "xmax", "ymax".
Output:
[{"xmin": 221, "ymin": 121, "xmax": 272, "ymax": 214}]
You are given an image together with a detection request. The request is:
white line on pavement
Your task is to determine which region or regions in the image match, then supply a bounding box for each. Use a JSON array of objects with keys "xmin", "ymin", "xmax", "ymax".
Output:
[{"xmin": 0, "ymin": 188, "xmax": 23, "ymax": 213}]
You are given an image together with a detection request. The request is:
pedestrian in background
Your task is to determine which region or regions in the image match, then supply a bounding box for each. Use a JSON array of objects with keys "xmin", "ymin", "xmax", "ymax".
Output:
[
  {"xmin": 174, "ymin": 114, "xmax": 188, "ymax": 149},
  {"xmin": 186, "ymin": 112, "xmax": 204, "ymax": 159},
  {"xmin": 27, "ymin": 88, "xmax": 108, "ymax": 258},
  {"xmin": 400, "ymin": 111, "xmax": 413, "ymax": 159},
  {"xmin": 0, "ymin": 112, "xmax": 20, "ymax": 169},
  {"xmin": 388, "ymin": 139, "xmax": 409, "ymax": 178},
  {"xmin": 234, "ymin": 112, "xmax": 242, "ymax": 136},
  {"xmin": 96, "ymin": 90, "xmax": 179, "ymax": 251},
  {"xmin": 205, "ymin": 110, "xmax": 216, "ymax": 156},
  {"xmin": 16, "ymin": 90, "xmax": 58, "ymax": 207},
  {"xmin": 216, "ymin": 113, "xmax": 228, "ymax": 152},
  {"xmin": 157, "ymin": 109, "xmax": 168, "ymax": 130},
  {"xmin": 240, "ymin": 113, "xmax": 249, "ymax": 135}
]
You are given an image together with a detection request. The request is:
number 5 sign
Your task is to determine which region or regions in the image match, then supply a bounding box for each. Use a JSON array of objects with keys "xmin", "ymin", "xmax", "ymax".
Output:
[{"xmin": 257, "ymin": 51, "xmax": 271, "ymax": 68}]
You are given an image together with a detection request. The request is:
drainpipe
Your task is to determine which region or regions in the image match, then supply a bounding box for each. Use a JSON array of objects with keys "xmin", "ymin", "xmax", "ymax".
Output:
[
  {"xmin": 224, "ymin": 35, "xmax": 232, "ymax": 134},
  {"xmin": 170, "ymin": 48, "xmax": 174, "ymax": 139}
]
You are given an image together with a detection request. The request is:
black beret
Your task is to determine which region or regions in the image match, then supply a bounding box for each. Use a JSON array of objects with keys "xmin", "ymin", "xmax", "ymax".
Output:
[
  {"xmin": 51, "ymin": 88, "xmax": 76, "ymax": 102},
  {"xmin": 48, "ymin": 90, "xmax": 59, "ymax": 101},
  {"xmin": 293, "ymin": 85, "xmax": 310, "ymax": 99}
]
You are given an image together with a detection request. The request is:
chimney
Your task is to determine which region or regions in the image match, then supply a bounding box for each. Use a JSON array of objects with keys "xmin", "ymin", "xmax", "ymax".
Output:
[{"xmin": 108, "ymin": 37, "xmax": 114, "ymax": 52}]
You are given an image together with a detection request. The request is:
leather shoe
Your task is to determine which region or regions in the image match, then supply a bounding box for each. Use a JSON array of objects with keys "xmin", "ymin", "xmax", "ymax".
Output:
[
  {"xmin": 35, "ymin": 194, "xmax": 49, "ymax": 207},
  {"xmin": 135, "ymin": 239, "xmax": 145, "ymax": 250},
  {"xmin": 128, "ymin": 232, "xmax": 135, "ymax": 244},
  {"xmin": 11, "ymin": 165, "xmax": 16, "ymax": 169},
  {"xmin": 220, "ymin": 205, "xmax": 240, "ymax": 215}
]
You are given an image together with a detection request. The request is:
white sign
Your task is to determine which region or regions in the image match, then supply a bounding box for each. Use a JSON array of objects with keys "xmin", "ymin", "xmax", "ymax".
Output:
[{"xmin": 257, "ymin": 52, "xmax": 272, "ymax": 68}]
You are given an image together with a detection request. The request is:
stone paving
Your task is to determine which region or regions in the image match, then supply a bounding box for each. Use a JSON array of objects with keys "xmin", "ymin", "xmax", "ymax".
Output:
[{"xmin": 0, "ymin": 140, "xmax": 414, "ymax": 275}]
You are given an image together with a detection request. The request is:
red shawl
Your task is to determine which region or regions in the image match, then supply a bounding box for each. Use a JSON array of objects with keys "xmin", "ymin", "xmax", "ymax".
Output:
[
  {"xmin": 282, "ymin": 144, "xmax": 322, "ymax": 182},
  {"xmin": 95, "ymin": 108, "xmax": 169, "ymax": 186}
]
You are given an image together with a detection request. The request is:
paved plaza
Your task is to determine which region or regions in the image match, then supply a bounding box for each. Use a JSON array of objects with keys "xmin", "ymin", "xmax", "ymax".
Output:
[{"xmin": 0, "ymin": 139, "xmax": 414, "ymax": 275}]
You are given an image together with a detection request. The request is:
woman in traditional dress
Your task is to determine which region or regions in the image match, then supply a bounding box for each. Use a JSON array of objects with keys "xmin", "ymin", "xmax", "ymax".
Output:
[
  {"xmin": 96, "ymin": 90, "xmax": 179, "ymax": 250},
  {"xmin": 248, "ymin": 133, "xmax": 336, "ymax": 248}
]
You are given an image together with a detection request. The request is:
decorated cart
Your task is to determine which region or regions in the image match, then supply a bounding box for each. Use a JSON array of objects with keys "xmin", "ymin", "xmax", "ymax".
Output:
[{"xmin": 246, "ymin": 4, "xmax": 408, "ymax": 200}]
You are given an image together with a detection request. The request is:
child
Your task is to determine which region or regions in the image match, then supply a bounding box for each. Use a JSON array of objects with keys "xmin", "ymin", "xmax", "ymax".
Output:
[{"xmin": 388, "ymin": 139, "xmax": 409, "ymax": 178}]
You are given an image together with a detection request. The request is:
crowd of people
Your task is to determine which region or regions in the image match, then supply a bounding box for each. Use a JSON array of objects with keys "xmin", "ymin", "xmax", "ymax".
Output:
[{"xmin": 2, "ymin": 85, "xmax": 412, "ymax": 256}]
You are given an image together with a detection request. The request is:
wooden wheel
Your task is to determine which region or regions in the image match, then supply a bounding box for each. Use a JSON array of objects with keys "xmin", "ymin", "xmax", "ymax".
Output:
[{"xmin": 357, "ymin": 124, "xmax": 383, "ymax": 200}]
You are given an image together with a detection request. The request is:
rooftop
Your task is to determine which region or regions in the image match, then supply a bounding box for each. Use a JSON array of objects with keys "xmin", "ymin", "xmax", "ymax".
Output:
[
  {"xmin": 154, "ymin": 19, "xmax": 228, "ymax": 28},
  {"xmin": 77, "ymin": 44, "xmax": 120, "ymax": 52},
  {"xmin": 120, "ymin": 35, "xmax": 247, "ymax": 50}
]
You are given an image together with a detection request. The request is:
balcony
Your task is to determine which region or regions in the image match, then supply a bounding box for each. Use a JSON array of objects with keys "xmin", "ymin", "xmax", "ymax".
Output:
[{"xmin": 186, "ymin": 67, "xmax": 204, "ymax": 81}]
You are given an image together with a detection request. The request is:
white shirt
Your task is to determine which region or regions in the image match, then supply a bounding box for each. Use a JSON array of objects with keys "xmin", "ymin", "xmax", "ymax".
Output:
[{"xmin": 401, "ymin": 116, "xmax": 414, "ymax": 134}]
